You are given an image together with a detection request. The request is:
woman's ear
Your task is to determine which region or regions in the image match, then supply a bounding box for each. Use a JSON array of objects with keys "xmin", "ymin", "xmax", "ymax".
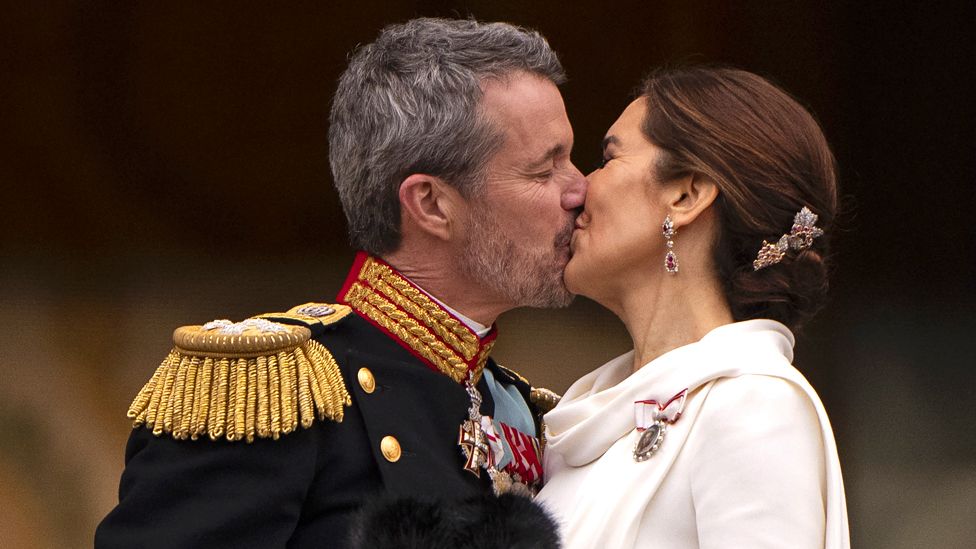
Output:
[
  {"xmin": 666, "ymin": 173, "xmax": 720, "ymax": 228},
  {"xmin": 398, "ymin": 174, "xmax": 464, "ymax": 241}
]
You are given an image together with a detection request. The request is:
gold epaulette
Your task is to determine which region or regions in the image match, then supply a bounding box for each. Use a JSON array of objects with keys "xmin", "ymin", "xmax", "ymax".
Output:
[
  {"xmin": 496, "ymin": 363, "xmax": 562, "ymax": 413},
  {"xmin": 529, "ymin": 387, "xmax": 562, "ymax": 414},
  {"xmin": 128, "ymin": 305, "xmax": 353, "ymax": 443},
  {"xmin": 253, "ymin": 302, "xmax": 353, "ymax": 330}
]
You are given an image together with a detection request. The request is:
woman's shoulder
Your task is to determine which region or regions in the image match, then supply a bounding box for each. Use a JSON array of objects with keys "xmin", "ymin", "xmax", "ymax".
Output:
[
  {"xmin": 683, "ymin": 374, "xmax": 826, "ymax": 482},
  {"xmin": 695, "ymin": 373, "xmax": 821, "ymax": 435}
]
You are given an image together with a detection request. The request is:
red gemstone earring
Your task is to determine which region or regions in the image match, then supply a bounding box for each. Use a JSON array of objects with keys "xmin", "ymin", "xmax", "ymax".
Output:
[{"xmin": 663, "ymin": 216, "xmax": 678, "ymax": 274}]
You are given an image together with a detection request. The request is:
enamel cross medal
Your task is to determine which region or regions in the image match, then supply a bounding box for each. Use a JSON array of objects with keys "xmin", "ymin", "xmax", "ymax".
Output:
[
  {"xmin": 458, "ymin": 374, "xmax": 494, "ymax": 475},
  {"xmin": 633, "ymin": 389, "xmax": 687, "ymax": 462}
]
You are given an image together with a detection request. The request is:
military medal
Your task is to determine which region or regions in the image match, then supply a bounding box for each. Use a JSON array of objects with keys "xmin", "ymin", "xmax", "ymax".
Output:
[
  {"xmin": 457, "ymin": 371, "xmax": 539, "ymax": 496},
  {"xmin": 336, "ymin": 255, "xmax": 542, "ymax": 494},
  {"xmin": 633, "ymin": 389, "xmax": 687, "ymax": 462},
  {"xmin": 458, "ymin": 378, "xmax": 494, "ymax": 474}
]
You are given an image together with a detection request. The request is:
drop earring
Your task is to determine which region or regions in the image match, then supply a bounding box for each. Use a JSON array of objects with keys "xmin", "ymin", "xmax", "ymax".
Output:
[{"xmin": 663, "ymin": 216, "xmax": 678, "ymax": 274}]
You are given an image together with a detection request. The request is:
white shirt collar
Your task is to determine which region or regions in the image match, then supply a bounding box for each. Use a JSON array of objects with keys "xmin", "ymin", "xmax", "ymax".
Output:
[{"xmin": 434, "ymin": 297, "xmax": 492, "ymax": 339}]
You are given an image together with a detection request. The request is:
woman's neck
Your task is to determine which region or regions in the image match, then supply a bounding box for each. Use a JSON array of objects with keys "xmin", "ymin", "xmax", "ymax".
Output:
[{"xmin": 608, "ymin": 272, "xmax": 734, "ymax": 373}]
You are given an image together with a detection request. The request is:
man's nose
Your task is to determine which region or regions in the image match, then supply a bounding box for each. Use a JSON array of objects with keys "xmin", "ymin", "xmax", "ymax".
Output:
[{"xmin": 561, "ymin": 163, "xmax": 588, "ymax": 210}]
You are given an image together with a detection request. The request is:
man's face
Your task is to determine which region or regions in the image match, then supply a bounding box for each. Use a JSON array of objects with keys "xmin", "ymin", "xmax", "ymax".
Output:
[{"xmin": 457, "ymin": 71, "xmax": 587, "ymax": 309}]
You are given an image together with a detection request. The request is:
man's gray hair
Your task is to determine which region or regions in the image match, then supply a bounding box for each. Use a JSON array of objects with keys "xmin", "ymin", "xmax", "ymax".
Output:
[{"xmin": 328, "ymin": 17, "xmax": 566, "ymax": 255}]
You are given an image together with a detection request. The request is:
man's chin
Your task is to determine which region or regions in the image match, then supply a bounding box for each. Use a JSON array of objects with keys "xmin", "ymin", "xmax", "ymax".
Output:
[
  {"xmin": 544, "ymin": 265, "xmax": 576, "ymax": 308},
  {"xmin": 462, "ymin": 243, "xmax": 574, "ymax": 309},
  {"xmin": 553, "ymin": 289, "xmax": 576, "ymax": 308},
  {"xmin": 513, "ymin": 264, "xmax": 574, "ymax": 309},
  {"xmin": 529, "ymin": 288, "xmax": 574, "ymax": 309}
]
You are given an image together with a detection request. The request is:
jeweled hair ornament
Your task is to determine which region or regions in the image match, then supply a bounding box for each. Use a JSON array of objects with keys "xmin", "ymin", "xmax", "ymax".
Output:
[{"xmin": 753, "ymin": 207, "xmax": 824, "ymax": 271}]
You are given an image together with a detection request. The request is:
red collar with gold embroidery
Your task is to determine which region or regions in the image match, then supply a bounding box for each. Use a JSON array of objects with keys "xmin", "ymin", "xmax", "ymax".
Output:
[{"xmin": 337, "ymin": 252, "xmax": 497, "ymax": 384}]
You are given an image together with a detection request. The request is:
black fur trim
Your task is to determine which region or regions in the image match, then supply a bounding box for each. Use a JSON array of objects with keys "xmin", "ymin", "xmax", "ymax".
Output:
[{"xmin": 347, "ymin": 493, "xmax": 561, "ymax": 548}]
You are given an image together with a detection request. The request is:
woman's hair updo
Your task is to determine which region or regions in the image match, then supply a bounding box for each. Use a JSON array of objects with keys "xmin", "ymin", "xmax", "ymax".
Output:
[{"xmin": 641, "ymin": 66, "xmax": 838, "ymax": 331}]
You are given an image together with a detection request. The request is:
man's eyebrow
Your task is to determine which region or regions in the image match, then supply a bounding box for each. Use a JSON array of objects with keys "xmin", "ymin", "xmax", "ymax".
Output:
[
  {"xmin": 602, "ymin": 135, "xmax": 620, "ymax": 149},
  {"xmin": 529, "ymin": 143, "xmax": 567, "ymax": 168}
]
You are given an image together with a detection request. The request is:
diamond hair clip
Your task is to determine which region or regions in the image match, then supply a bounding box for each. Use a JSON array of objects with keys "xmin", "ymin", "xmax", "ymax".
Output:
[{"xmin": 753, "ymin": 207, "xmax": 824, "ymax": 271}]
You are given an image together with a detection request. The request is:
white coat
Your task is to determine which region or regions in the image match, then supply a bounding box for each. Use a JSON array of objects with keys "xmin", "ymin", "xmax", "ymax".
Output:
[{"xmin": 536, "ymin": 320, "xmax": 849, "ymax": 549}]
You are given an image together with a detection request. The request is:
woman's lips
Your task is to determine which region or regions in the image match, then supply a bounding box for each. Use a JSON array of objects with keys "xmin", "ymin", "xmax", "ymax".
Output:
[{"xmin": 575, "ymin": 211, "xmax": 590, "ymax": 230}]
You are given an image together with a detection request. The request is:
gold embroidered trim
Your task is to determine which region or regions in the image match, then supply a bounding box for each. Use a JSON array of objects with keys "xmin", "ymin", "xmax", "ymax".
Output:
[
  {"xmin": 128, "ymin": 323, "xmax": 351, "ymax": 443},
  {"xmin": 345, "ymin": 282, "xmax": 469, "ymax": 382},
  {"xmin": 361, "ymin": 260, "xmax": 480, "ymax": 359},
  {"xmin": 342, "ymin": 256, "xmax": 495, "ymax": 383},
  {"xmin": 476, "ymin": 341, "xmax": 496, "ymax": 371}
]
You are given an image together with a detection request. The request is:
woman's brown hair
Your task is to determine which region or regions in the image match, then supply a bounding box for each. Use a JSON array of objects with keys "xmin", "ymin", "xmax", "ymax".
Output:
[{"xmin": 641, "ymin": 66, "xmax": 838, "ymax": 331}]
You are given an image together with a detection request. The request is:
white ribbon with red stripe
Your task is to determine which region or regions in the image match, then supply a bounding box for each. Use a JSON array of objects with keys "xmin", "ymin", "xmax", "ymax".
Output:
[{"xmin": 634, "ymin": 388, "xmax": 688, "ymax": 430}]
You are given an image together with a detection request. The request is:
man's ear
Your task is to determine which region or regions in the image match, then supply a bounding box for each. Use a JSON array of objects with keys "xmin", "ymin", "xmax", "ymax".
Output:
[
  {"xmin": 398, "ymin": 174, "xmax": 465, "ymax": 241},
  {"xmin": 665, "ymin": 173, "xmax": 720, "ymax": 228}
]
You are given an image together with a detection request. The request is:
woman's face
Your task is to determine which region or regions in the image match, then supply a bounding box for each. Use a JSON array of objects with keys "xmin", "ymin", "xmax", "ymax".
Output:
[{"xmin": 566, "ymin": 98, "xmax": 669, "ymax": 299}]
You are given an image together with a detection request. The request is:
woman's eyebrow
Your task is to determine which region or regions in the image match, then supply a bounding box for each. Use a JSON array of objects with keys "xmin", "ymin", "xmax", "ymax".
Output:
[{"xmin": 602, "ymin": 135, "xmax": 620, "ymax": 150}]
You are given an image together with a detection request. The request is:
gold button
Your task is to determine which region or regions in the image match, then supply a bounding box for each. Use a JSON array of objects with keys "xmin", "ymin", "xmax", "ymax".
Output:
[
  {"xmin": 380, "ymin": 435, "xmax": 401, "ymax": 462},
  {"xmin": 357, "ymin": 367, "xmax": 375, "ymax": 394}
]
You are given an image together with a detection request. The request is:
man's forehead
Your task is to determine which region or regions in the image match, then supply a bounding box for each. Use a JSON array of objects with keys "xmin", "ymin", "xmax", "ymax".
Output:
[
  {"xmin": 480, "ymin": 74, "xmax": 571, "ymax": 159},
  {"xmin": 480, "ymin": 72, "xmax": 564, "ymax": 117}
]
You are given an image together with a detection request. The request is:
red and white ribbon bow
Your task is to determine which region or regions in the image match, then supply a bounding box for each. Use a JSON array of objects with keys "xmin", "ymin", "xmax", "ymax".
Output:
[{"xmin": 634, "ymin": 389, "xmax": 688, "ymax": 431}]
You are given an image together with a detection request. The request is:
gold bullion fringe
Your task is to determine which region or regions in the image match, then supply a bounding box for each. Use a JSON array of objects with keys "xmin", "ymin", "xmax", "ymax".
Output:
[{"xmin": 127, "ymin": 340, "xmax": 351, "ymax": 443}]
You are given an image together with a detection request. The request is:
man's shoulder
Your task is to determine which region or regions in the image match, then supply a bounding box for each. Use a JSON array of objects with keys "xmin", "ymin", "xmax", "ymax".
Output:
[
  {"xmin": 126, "ymin": 301, "xmax": 355, "ymax": 444},
  {"xmin": 488, "ymin": 362, "xmax": 561, "ymax": 415}
]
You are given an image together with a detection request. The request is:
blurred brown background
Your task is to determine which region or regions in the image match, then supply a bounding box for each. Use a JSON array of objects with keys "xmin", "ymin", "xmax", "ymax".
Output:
[{"xmin": 1, "ymin": 1, "xmax": 974, "ymax": 547}]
